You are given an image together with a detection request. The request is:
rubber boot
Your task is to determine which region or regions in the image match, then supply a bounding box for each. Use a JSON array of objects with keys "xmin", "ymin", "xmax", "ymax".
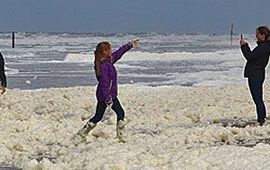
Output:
[
  {"xmin": 75, "ymin": 121, "xmax": 96, "ymax": 142},
  {"xmin": 116, "ymin": 120, "xmax": 126, "ymax": 143}
]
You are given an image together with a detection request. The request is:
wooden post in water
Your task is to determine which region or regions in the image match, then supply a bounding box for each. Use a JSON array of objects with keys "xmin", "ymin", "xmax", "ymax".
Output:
[
  {"xmin": 230, "ymin": 23, "xmax": 234, "ymax": 46},
  {"xmin": 12, "ymin": 32, "xmax": 15, "ymax": 48}
]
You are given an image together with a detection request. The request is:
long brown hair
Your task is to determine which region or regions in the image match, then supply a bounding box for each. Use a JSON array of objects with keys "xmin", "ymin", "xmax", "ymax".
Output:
[
  {"xmin": 94, "ymin": 42, "xmax": 111, "ymax": 77},
  {"xmin": 257, "ymin": 26, "xmax": 270, "ymax": 39}
]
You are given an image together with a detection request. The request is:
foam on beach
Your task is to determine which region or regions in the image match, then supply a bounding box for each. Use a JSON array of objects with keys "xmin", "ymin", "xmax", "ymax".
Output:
[{"xmin": 1, "ymin": 85, "xmax": 270, "ymax": 169}]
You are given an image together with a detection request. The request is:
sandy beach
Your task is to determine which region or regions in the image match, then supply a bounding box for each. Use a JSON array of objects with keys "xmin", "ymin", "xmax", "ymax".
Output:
[{"xmin": 1, "ymin": 85, "xmax": 270, "ymax": 169}]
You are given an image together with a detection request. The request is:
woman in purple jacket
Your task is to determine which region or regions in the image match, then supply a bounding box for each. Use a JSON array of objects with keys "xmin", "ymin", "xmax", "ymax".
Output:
[{"xmin": 76, "ymin": 39, "xmax": 140, "ymax": 142}]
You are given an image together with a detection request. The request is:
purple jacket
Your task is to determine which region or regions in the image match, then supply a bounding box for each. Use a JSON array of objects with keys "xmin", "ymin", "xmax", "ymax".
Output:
[{"xmin": 96, "ymin": 43, "xmax": 133, "ymax": 102}]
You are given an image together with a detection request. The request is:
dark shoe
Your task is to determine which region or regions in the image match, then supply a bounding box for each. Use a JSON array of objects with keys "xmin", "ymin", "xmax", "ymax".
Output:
[{"xmin": 258, "ymin": 119, "xmax": 265, "ymax": 126}]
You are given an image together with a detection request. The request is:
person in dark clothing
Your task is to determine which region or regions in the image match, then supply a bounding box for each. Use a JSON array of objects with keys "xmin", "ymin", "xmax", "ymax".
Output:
[
  {"xmin": 0, "ymin": 52, "xmax": 7, "ymax": 95},
  {"xmin": 240, "ymin": 26, "xmax": 270, "ymax": 125}
]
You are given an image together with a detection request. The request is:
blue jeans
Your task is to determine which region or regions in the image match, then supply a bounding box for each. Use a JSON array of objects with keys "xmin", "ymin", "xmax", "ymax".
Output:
[
  {"xmin": 248, "ymin": 78, "xmax": 266, "ymax": 122},
  {"xmin": 90, "ymin": 98, "xmax": 125, "ymax": 124}
]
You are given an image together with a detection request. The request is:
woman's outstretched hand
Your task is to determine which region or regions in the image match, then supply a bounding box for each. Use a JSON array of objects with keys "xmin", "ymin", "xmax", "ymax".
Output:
[
  {"xmin": 240, "ymin": 39, "xmax": 247, "ymax": 46},
  {"xmin": 131, "ymin": 38, "xmax": 140, "ymax": 47}
]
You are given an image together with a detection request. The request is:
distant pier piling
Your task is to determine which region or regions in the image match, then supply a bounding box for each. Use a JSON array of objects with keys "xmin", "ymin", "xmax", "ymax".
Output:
[
  {"xmin": 12, "ymin": 32, "xmax": 15, "ymax": 48},
  {"xmin": 230, "ymin": 23, "xmax": 234, "ymax": 46}
]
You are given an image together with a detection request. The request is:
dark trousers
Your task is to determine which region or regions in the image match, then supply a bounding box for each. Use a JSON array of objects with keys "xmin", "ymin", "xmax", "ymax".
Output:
[
  {"xmin": 90, "ymin": 97, "xmax": 125, "ymax": 124},
  {"xmin": 248, "ymin": 78, "xmax": 266, "ymax": 122}
]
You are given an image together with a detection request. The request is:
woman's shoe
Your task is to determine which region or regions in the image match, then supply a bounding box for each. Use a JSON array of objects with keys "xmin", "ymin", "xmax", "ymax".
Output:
[{"xmin": 258, "ymin": 119, "xmax": 265, "ymax": 126}]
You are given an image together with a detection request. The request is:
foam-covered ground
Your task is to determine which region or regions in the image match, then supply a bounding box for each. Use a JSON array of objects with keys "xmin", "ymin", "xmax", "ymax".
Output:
[{"xmin": 1, "ymin": 85, "xmax": 270, "ymax": 169}]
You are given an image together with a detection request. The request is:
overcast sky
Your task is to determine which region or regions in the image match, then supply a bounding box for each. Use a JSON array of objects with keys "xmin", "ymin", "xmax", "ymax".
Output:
[{"xmin": 0, "ymin": 0, "xmax": 269, "ymax": 33}]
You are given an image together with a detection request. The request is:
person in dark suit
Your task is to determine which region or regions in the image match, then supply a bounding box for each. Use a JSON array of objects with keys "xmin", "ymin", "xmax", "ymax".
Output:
[
  {"xmin": 240, "ymin": 26, "xmax": 270, "ymax": 125},
  {"xmin": 0, "ymin": 52, "xmax": 7, "ymax": 95}
]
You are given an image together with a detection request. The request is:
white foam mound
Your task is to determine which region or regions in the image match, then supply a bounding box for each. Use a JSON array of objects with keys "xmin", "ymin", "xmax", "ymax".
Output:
[
  {"xmin": 63, "ymin": 49, "xmax": 241, "ymax": 63},
  {"xmin": 5, "ymin": 66, "xmax": 19, "ymax": 75},
  {"xmin": 63, "ymin": 53, "xmax": 93, "ymax": 63},
  {"xmin": 1, "ymin": 85, "xmax": 270, "ymax": 169}
]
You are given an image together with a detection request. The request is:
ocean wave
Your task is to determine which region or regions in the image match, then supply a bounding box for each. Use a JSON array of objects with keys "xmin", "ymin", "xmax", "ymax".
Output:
[
  {"xmin": 63, "ymin": 50, "xmax": 241, "ymax": 63},
  {"xmin": 5, "ymin": 66, "xmax": 19, "ymax": 75}
]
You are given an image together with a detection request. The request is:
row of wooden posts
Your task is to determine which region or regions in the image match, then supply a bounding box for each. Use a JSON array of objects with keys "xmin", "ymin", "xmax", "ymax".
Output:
[{"xmin": 10, "ymin": 26, "xmax": 235, "ymax": 49}]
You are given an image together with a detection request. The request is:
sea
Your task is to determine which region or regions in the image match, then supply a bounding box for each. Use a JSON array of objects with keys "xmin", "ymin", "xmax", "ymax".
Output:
[{"xmin": 0, "ymin": 32, "xmax": 259, "ymax": 89}]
